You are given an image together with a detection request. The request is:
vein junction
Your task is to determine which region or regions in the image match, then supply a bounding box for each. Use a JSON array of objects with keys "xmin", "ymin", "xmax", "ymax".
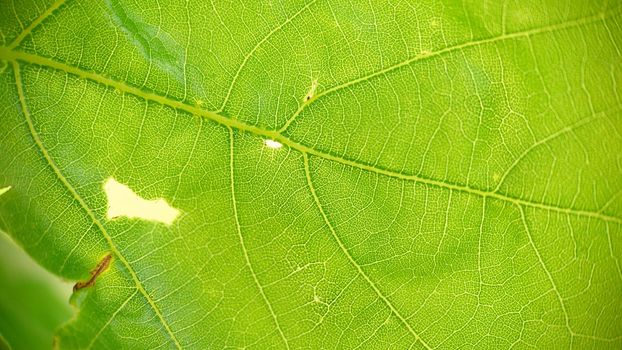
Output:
[{"xmin": 0, "ymin": 45, "xmax": 619, "ymax": 225}]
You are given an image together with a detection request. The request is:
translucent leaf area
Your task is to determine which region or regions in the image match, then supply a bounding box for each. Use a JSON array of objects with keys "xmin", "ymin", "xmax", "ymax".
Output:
[{"xmin": 0, "ymin": 0, "xmax": 621, "ymax": 348}]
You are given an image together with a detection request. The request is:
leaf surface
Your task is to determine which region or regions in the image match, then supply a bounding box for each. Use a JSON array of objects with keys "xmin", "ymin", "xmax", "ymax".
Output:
[
  {"xmin": 0, "ymin": 230, "xmax": 72, "ymax": 350},
  {"xmin": 0, "ymin": 0, "xmax": 621, "ymax": 348}
]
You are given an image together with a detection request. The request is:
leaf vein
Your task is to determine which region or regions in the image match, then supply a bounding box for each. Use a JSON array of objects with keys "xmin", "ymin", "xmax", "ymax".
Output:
[
  {"xmin": 217, "ymin": 0, "xmax": 319, "ymax": 112},
  {"xmin": 12, "ymin": 61, "xmax": 183, "ymax": 350},
  {"xmin": 518, "ymin": 204, "xmax": 574, "ymax": 338},
  {"xmin": 303, "ymin": 153, "xmax": 433, "ymax": 350},
  {"xmin": 278, "ymin": 8, "xmax": 620, "ymax": 132},
  {"xmin": 85, "ymin": 289, "xmax": 139, "ymax": 349},
  {"xmin": 1, "ymin": 48, "xmax": 620, "ymax": 225},
  {"xmin": 228, "ymin": 127, "xmax": 290, "ymax": 349},
  {"xmin": 7, "ymin": 0, "xmax": 66, "ymax": 49}
]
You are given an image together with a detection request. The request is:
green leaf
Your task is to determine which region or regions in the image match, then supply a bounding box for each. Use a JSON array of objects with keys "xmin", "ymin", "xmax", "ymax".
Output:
[
  {"xmin": 1, "ymin": 0, "xmax": 621, "ymax": 348},
  {"xmin": 0, "ymin": 231, "xmax": 73, "ymax": 350}
]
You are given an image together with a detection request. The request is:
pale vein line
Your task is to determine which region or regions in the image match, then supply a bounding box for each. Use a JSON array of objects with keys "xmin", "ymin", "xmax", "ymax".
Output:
[
  {"xmin": 518, "ymin": 204, "xmax": 574, "ymax": 338},
  {"xmin": 278, "ymin": 9, "xmax": 619, "ymax": 132},
  {"xmin": 493, "ymin": 113, "xmax": 603, "ymax": 193},
  {"xmin": 605, "ymin": 222, "xmax": 622, "ymax": 282},
  {"xmin": 2, "ymin": 46, "xmax": 620, "ymax": 225},
  {"xmin": 217, "ymin": 0, "xmax": 319, "ymax": 112},
  {"xmin": 12, "ymin": 62, "xmax": 183, "ymax": 350},
  {"xmin": 228, "ymin": 127, "xmax": 290, "ymax": 349},
  {"xmin": 303, "ymin": 153, "xmax": 433, "ymax": 350},
  {"xmin": 7, "ymin": 0, "xmax": 66, "ymax": 49},
  {"xmin": 86, "ymin": 289, "xmax": 139, "ymax": 350}
]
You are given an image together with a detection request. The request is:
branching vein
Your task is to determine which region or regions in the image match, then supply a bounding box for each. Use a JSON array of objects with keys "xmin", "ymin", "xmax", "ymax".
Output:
[
  {"xmin": 228, "ymin": 127, "xmax": 290, "ymax": 349},
  {"xmin": 1, "ymin": 48, "xmax": 618, "ymax": 225},
  {"xmin": 303, "ymin": 153, "xmax": 433, "ymax": 350}
]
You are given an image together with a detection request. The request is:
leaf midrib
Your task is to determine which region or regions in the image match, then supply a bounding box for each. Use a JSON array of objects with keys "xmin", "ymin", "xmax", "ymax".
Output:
[
  {"xmin": 2, "ymin": 4, "xmax": 621, "ymax": 348},
  {"xmin": 1, "ymin": 46, "xmax": 619, "ymax": 225}
]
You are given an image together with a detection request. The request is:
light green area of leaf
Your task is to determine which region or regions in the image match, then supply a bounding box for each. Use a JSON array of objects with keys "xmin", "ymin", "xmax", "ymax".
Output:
[
  {"xmin": 0, "ymin": 231, "xmax": 73, "ymax": 350},
  {"xmin": 0, "ymin": 0, "xmax": 621, "ymax": 349}
]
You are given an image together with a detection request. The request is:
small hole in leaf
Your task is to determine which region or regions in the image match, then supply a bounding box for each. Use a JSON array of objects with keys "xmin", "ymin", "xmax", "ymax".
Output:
[{"xmin": 264, "ymin": 139, "xmax": 283, "ymax": 149}]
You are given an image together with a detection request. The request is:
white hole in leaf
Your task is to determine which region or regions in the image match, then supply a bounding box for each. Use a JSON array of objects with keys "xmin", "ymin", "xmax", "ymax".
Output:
[
  {"xmin": 0, "ymin": 186, "xmax": 10, "ymax": 196},
  {"xmin": 104, "ymin": 178, "xmax": 180, "ymax": 225},
  {"xmin": 264, "ymin": 139, "xmax": 283, "ymax": 149}
]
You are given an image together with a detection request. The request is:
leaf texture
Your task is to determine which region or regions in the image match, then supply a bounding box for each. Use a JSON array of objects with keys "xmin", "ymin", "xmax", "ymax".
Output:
[{"xmin": 0, "ymin": 0, "xmax": 621, "ymax": 348}]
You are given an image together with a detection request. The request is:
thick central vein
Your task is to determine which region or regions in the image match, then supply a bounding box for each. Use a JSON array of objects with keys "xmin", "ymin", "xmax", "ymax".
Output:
[{"xmin": 1, "ymin": 47, "xmax": 620, "ymax": 225}]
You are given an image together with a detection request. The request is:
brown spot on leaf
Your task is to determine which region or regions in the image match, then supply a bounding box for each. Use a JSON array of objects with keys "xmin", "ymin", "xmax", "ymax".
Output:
[{"xmin": 73, "ymin": 254, "xmax": 112, "ymax": 291}]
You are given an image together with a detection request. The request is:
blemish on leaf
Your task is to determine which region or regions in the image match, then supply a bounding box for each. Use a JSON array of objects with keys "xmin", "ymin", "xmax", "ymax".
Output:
[
  {"xmin": 104, "ymin": 178, "xmax": 180, "ymax": 225},
  {"xmin": 264, "ymin": 139, "xmax": 283, "ymax": 149},
  {"xmin": 304, "ymin": 79, "xmax": 319, "ymax": 102},
  {"xmin": 73, "ymin": 254, "xmax": 112, "ymax": 291},
  {"xmin": 419, "ymin": 50, "xmax": 432, "ymax": 58}
]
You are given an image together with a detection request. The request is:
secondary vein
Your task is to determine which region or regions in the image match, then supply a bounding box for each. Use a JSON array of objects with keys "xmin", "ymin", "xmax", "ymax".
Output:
[
  {"xmin": 303, "ymin": 153, "xmax": 433, "ymax": 350},
  {"xmin": 7, "ymin": 0, "xmax": 66, "ymax": 49},
  {"xmin": 228, "ymin": 127, "xmax": 291, "ymax": 349},
  {"xmin": 277, "ymin": 8, "xmax": 620, "ymax": 133},
  {"xmin": 12, "ymin": 61, "xmax": 184, "ymax": 350}
]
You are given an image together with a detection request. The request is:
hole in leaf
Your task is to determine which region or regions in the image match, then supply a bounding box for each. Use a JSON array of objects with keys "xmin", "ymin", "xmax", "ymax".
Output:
[
  {"xmin": 264, "ymin": 139, "xmax": 283, "ymax": 149},
  {"xmin": 103, "ymin": 178, "xmax": 180, "ymax": 225},
  {"xmin": 0, "ymin": 186, "xmax": 10, "ymax": 196}
]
